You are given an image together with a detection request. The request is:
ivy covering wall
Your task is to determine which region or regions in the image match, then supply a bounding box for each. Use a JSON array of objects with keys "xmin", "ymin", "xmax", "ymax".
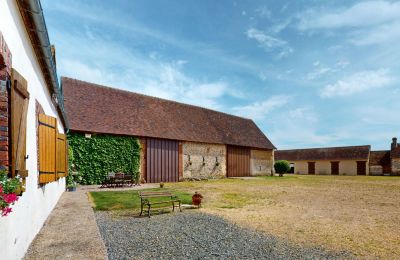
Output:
[{"xmin": 67, "ymin": 133, "xmax": 141, "ymax": 185}]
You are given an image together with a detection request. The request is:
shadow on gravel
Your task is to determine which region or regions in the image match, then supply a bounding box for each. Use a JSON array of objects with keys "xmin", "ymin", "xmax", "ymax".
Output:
[{"xmin": 95, "ymin": 211, "xmax": 354, "ymax": 260}]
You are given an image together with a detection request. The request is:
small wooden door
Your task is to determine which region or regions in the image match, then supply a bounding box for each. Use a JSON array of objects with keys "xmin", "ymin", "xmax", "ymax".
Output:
[
  {"xmin": 308, "ymin": 162, "xmax": 315, "ymax": 175},
  {"xmin": 146, "ymin": 138, "xmax": 179, "ymax": 183},
  {"xmin": 357, "ymin": 161, "xmax": 366, "ymax": 175},
  {"xmin": 227, "ymin": 146, "xmax": 250, "ymax": 177},
  {"xmin": 331, "ymin": 161, "xmax": 339, "ymax": 175}
]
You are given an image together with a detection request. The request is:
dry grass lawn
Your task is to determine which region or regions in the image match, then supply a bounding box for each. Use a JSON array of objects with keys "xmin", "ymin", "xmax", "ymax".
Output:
[{"xmin": 167, "ymin": 175, "xmax": 400, "ymax": 259}]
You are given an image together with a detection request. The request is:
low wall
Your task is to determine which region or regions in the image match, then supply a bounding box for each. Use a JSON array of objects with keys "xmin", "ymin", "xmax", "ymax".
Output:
[
  {"xmin": 250, "ymin": 149, "xmax": 274, "ymax": 176},
  {"xmin": 182, "ymin": 142, "xmax": 226, "ymax": 179}
]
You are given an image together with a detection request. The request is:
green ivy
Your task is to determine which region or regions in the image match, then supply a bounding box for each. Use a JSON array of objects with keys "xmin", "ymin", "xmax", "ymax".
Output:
[{"xmin": 67, "ymin": 133, "xmax": 141, "ymax": 185}]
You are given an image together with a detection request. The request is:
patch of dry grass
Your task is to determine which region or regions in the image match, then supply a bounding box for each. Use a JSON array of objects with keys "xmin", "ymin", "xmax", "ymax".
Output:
[{"xmin": 167, "ymin": 175, "xmax": 400, "ymax": 259}]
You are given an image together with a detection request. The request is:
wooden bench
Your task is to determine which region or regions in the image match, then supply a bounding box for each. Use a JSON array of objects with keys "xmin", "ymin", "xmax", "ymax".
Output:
[{"xmin": 139, "ymin": 191, "xmax": 182, "ymax": 217}]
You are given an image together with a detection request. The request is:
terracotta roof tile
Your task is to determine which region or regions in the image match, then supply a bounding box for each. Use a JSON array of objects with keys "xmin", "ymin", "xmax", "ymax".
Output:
[
  {"xmin": 275, "ymin": 145, "xmax": 371, "ymax": 161},
  {"xmin": 62, "ymin": 77, "xmax": 275, "ymax": 150}
]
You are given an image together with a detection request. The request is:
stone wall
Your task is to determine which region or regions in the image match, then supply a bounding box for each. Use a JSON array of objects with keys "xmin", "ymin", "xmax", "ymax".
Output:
[
  {"xmin": 182, "ymin": 142, "xmax": 226, "ymax": 179},
  {"xmin": 250, "ymin": 149, "xmax": 273, "ymax": 176},
  {"xmin": 391, "ymin": 159, "xmax": 400, "ymax": 175},
  {"xmin": 369, "ymin": 165, "xmax": 383, "ymax": 175}
]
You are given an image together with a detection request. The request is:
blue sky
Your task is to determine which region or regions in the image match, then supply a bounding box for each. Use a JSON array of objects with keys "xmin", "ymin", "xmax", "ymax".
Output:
[{"xmin": 41, "ymin": 0, "xmax": 400, "ymax": 150}]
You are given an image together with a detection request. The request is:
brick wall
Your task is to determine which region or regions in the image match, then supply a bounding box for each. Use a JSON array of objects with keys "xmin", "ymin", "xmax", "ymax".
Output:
[{"xmin": 0, "ymin": 31, "xmax": 11, "ymax": 170}]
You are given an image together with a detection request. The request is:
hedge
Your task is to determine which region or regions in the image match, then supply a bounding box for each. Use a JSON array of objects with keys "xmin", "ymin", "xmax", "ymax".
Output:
[{"xmin": 67, "ymin": 133, "xmax": 141, "ymax": 185}]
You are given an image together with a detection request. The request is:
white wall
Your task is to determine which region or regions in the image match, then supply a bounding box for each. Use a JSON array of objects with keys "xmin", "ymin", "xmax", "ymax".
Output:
[{"xmin": 0, "ymin": 1, "xmax": 66, "ymax": 259}]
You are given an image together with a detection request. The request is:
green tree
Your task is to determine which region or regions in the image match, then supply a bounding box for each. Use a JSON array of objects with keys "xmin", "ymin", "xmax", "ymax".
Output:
[{"xmin": 274, "ymin": 160, "xmax": 290, "ymax": 177}]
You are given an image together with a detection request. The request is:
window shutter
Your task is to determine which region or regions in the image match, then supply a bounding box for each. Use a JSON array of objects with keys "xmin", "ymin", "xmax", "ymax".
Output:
[
  {"xmin": 11, "ymin": 69, "xmax": 30, "ymax": 179},
  {"xmin": 38, "ymin": 114, "xmax": 57, "ymax": 183},
  {"xmin": 56, "ymin": 133, "xmax": 67, "ymax": 178}
]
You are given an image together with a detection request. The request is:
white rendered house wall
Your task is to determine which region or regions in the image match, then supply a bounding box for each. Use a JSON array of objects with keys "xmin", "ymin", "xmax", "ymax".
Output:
[{"xmin": 0, "ymin": 1, "xmax": 66, "ymax": 259}]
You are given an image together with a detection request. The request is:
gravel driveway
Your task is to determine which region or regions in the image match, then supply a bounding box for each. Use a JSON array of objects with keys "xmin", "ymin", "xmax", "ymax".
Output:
[{"xmin": 95, "ymin": 211, "xmax": 353, "ymax": 260}]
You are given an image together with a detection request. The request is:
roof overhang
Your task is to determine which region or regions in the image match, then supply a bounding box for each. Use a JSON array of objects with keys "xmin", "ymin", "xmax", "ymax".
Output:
[{"xmin": 15, "ymin": 0, "xmax": 68, "ymax": 129}]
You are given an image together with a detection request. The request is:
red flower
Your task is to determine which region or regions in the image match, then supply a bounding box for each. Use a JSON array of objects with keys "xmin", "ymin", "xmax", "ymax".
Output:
[
  {"xmin": 1, "ymin": 207, "xmax": 12, "ymax": 216},
  {"xmin": 0, "ymin": 184, "xmax": 3, "ymax": 194},
  {"xmin": 3, "ymin": 193, "xmax": 18, "ymax": 204}
]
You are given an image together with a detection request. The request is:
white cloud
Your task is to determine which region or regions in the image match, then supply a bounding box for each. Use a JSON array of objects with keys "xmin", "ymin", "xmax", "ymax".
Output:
[
  {"xmin": 349, "ymin": 21, "xmax": 400, "ymax": 46},
  {"xmin": 320, "ymin": 69, "xmax": 394, "ymax": 98},
  {"xmin": 298, "ymin": 1, "xmax": 400, "ymax": 30},
  {"xmin": 246, "ymin": 28, "xmax": 293, "ymax": 58},
  {"xmin": 246, "ymin": 28, "xmax": 287, "ymax": 48},
  {"xmin": 232, "ymin": 95, "xmax": 290, "ymax": 120}
]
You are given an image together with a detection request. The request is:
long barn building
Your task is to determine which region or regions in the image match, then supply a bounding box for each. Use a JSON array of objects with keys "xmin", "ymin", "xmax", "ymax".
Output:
[{"xmin": 62, "ymin": 78, "xmax": 276, "ymax": 182}]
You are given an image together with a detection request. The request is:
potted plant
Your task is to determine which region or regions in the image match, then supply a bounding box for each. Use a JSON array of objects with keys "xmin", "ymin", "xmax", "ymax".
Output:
[
  {"xmin": 66, "ymin": 175, "xmax": 76, "ymax": 192},
  {"xmin": 192, "ymin": 192, "xmax": 203, "ymax": 207},
  {"xmin": 160, "ymin": 182, "xmax": 164, "ymax": 188},
  {"xmin": 0, "ymin": 169, "xmax": 20, "ymax": 217}
]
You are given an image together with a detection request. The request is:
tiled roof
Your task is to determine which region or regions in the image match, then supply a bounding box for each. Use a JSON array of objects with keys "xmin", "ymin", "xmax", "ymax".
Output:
[
  {"xmin": 275, "ymin": 145, "xmax": 371, "ymax": 161},
  {"xmin": 62, "ymin": 77, "xmax": 275, "ymax": 150}
]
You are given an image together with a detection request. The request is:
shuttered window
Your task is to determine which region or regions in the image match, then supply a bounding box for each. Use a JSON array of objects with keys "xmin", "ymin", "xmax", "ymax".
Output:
[
  {"xmin": 38, "ymin": 114, "xmax": 68, "ymax": 184},
  {"xmin": 56, "ymin": 133, "xmax": 67, "ymax": 178},
  {"xmin": 10, "ymin": 69, "xmax": 29, "ymax": 179}
]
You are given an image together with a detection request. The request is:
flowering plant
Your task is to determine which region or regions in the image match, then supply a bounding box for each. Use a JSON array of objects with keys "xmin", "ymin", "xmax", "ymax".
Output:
[{"xmin": 0, "ymin": 170, "xmax": 21, "ymax": 217}]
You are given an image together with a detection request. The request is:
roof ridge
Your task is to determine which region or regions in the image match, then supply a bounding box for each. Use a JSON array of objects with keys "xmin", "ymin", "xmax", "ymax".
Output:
[
  {"xmin": 61, "ymin": 76, "xmax": 253, "ymax": 121},
  {"xmin": 277, "ymin": 145, "xmax": 371, "ymax": 152}
]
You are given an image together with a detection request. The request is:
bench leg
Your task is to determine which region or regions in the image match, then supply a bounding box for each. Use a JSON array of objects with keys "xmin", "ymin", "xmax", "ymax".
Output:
[
  {"xmin": 172, "ymin": 202, "xmax": 175, "ymax": 212},
  {"xmin": 148, "ymin": 204, "xmax": 151, "ymax": 218},
  {"xmin": 179, "ymin": 201, "xmax": 182, "ymax": 212},
  {"xmin": 140, "ymin": 202, "xmax": 143, "ymax": 216}
]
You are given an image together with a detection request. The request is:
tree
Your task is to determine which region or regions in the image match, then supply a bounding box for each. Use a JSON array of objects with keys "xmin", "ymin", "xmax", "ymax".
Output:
[{"xmin": 274, "ymin": 160, "xmax": 290, "ymax": 177}]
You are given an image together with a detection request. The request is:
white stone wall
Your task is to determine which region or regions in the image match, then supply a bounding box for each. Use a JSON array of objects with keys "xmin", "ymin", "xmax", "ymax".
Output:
[
  {"xmin": 0, "ymin": 1, "xmax": 66, "ymax": 259},
  {"xmin": 182, "ymin": 142, "xmax": 226, "ymax": 179},
  {"xmin": 250, "ymin": 149, "xmax": 274, "ymax": 176}
]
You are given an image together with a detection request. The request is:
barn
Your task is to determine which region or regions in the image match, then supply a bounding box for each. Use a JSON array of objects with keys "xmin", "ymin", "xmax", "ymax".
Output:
[{"xmin": 62, "ymin": 78, "xmax": 276, "ymax": 182}]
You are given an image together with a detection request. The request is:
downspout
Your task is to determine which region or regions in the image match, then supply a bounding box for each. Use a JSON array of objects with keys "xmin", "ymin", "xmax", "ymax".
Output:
[{"xmin": 17, "ymin": 0, "xmax": 69, "ymax": 130}]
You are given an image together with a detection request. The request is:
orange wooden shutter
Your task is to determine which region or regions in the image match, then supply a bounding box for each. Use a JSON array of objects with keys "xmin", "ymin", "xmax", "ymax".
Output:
[
  {"xmin": 56, "ymin": 133, "xmax": 67, "ymax": 178},
  {"xmin": 38, "ymin": 114, "xmax": 57, "ymax": 183},
  {"xmin": 11, "ymin": 69, "xmax": 30, "ymax": 178}
]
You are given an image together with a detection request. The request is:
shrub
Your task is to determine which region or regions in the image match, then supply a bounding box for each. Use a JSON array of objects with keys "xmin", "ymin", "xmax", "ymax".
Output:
[
  {"xmin": 67, "ymin": 133, "xmax": 141, "ymax": 185},
  {"xmin": 274, "ymin": 160, "xmax": 290, "ymax": 177}
]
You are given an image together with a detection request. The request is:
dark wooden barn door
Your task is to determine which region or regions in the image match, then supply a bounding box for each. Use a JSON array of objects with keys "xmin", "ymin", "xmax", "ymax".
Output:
[
  {"xmin": 308, "ymin": 162, "xmax": 315, "ymax": 175},
  {"xmin": 146, "ymin": 138, "xmax": 179, "ymax": 183},
  {"xmin": 331, "ymin": 161, "xmax": 339, "ymax": 175},
  {"xmin": 227, "ymin": 146, "xmax": 250, "ymax": 177},
  {"xmin": 356, "ymin": 161, "xmax": 366, "ymax": 175}
]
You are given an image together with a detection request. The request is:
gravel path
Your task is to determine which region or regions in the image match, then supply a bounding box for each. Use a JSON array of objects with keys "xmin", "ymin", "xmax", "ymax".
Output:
[{"xmin": 95, "ymin": 211, "xmax": 353, "ymax": 260}]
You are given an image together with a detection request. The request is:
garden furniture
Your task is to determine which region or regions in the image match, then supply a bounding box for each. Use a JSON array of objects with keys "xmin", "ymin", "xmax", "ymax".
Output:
[{"xmin": 139, "ymin": 191, "xmax": 182, "ymax": 217}]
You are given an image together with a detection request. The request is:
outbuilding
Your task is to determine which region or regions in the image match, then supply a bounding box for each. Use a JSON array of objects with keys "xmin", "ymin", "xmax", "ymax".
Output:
[
  {"xmin": 62, "ymin": 78, "xmax": 276, "ymax": 182},
  {"xmin": 275, "ymin": 146, "xmax": 371, "ymax": 175}
]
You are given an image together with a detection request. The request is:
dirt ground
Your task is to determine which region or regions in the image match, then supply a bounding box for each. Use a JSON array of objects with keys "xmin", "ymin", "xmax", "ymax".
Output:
[{"xmin": 168, "ymin": 175, "xmax": 400, "ymax": 259}]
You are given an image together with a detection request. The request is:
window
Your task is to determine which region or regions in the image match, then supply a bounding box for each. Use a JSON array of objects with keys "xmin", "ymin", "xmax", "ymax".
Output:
[{"xmin": 38, "ymin": 114, "xmax": 68, "ymax": 184}]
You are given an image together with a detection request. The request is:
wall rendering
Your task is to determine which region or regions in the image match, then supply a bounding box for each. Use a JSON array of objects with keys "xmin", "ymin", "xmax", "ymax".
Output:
[
  {"xmin": 291, "ymin": 160, "xmax": 369, "ymax": 175},
  {"xmin": 182, "ymin": 142, "xmax": 226, "ymax": 179},
  {"xmin": 250, "ymin": 149, "xmax": 274, "ymax": 176},
  {"xmin": 0, "ymin": 1, "xmax": 65, "ymax": 259}
]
